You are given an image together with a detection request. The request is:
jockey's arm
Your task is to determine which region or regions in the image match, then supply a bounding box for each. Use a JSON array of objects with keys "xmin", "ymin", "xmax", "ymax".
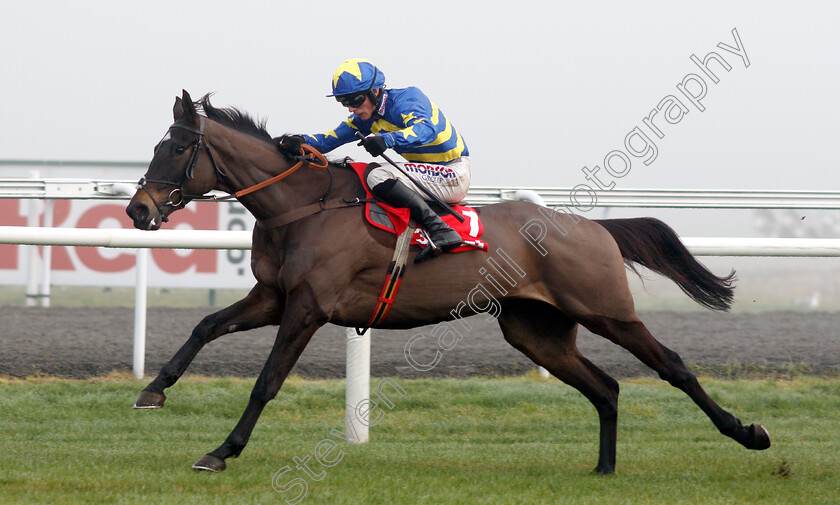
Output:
[
  {"xmin": 378, "ymin": 117, "xmax": 437, "ymax": 150},
  {"xmin": 303, "ymin": 117, "xmax": 360, "ymax": 153}
]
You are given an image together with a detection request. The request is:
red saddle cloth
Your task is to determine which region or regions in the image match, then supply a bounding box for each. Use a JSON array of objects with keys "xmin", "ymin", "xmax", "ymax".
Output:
[{"xmin": 349, "ymin": 163, "xmax": 488, "ymax": 252}]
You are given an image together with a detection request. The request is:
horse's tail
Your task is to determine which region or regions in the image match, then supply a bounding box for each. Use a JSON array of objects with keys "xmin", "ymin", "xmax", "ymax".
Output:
[{"xmin": 596, "ymin": 217, "xmax": 735, "ymax": 311}]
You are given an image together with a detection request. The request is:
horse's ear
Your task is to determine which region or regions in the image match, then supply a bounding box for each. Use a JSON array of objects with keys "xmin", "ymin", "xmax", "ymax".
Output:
[
  {"xmin": 175, "ymin": 89, "xmax": 199, "ymax": 126},
  {"xmin": 173, "ymin": 96, "xmax": 184, "ymax": 121}
]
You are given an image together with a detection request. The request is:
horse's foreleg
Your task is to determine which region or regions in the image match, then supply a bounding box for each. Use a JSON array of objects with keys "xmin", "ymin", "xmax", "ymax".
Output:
[
  {"xmin": 499, "ymin": 300, "xmax": 620, "ymax": 474},
  {"xmin": 586, "ymin": 317, "xmax": 771, "ymax": 452},
  {"xmin": 192, "ymin": 286, "xmax": 326, "ymax": 472},
  {"xmin": 134, "ymin": 283, "xmax": 283, "ymax": 409}
]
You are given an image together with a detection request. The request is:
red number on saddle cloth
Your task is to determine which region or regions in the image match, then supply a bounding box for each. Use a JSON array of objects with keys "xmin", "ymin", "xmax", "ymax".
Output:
[{"xmin": 410, "ymin": 209, "xmax": 487, "ymax": 252}]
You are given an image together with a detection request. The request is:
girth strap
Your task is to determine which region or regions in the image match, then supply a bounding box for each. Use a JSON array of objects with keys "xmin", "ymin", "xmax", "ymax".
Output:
[
  {"xmin": 256, "ymin": 197, "xmax": 366, "ymax": 229},
  {"xmin": 356, "ymin": 221, "xmax": 416, "ymax": 334}
]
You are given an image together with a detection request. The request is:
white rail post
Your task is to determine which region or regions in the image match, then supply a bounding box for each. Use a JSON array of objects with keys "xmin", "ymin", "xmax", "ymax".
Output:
[
  {"xmin": 345, "ymin": 327, "xmax": 370, "ymax": 443},
  {"xmin": 513, "ymin": 190, "xmax": 552, "ymax": 380},
  {"xmin": 132, "ymin": 248, "xmax": 149, "ymax": 379},
  {"xmin": 108, "ymin": 181, "xmax": 149, "ymax": 380},
  {"xmin": 39, "ymin": 199, "xmax": 54, "ymax": 307},
  {"xmin": 25, "ymin": 170, "xmax": 41, "ymax": 307}
]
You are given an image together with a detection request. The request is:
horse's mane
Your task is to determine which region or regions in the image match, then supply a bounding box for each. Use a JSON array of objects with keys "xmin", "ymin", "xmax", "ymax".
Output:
[
  {"xmin": 196, "ymin": 93, "xmax": 272, "ymax": 143},
  {"xmin": 193, "ymin": 93, "xmax": 354, "ymax": 166}
]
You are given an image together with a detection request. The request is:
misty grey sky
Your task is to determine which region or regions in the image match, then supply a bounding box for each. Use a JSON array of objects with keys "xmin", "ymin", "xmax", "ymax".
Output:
[{"xmin": 1, "ymin": 0, "xmax": 837, "ymax": 191}]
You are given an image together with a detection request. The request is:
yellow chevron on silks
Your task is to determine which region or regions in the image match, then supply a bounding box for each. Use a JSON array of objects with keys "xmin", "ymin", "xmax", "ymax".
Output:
[
  {"xmin": 429, "ymin": 103, "xmax": 440, "ymax": 125},
  {"xmin": 370, "ymin": 118, "xmax": 421, "ymax": 139},
  {"xmin": 425, "ymin": 117, "xmax": 453, "ymax": 147},
  {"xmin": 401, "ymin": 132, "xmax": 465, "ymax": 163},
  {"xmin": 371, "ymin": 118, "xmax": 404, "ymax": 134}
]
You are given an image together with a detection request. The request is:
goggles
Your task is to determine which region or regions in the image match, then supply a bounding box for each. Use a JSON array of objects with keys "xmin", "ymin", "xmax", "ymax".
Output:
[{"xmin": 336, "ymin": 92, "xmax": 368, "ymax": 108}]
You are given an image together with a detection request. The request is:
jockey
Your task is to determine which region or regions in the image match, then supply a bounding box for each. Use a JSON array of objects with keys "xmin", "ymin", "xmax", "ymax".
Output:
[{"xmin": 277, "ymin": 58, "xmax": 470, "ymax": 263}]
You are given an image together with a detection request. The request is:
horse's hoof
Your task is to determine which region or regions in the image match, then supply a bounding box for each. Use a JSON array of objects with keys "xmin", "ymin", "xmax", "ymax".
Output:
[
  {"xmin": 193, "ymin": 454, "xmax": 226, "ymax": 472},
  {"xmin": 749, "ymin": 424, "xmax": 771, "ymax": 450},
  {"xmin": 593, "ymin": 464, "xmax": 615, "ymax": 476},
  {"xmin": 133, "ymin": 390, "xmax": 166, "ymax": 409}
]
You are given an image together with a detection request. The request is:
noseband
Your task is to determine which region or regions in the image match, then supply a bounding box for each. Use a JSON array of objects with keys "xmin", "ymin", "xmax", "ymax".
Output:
[{"xmin": 137, "ymin": 116, "xmax": 224, "ymax": 223}]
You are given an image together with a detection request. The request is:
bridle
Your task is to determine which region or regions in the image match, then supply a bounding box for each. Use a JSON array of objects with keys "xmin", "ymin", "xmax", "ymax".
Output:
[
  {"xmin": 137, "ymin": 115, "xmax": 329, "ymax": 223},
  {"xmin": 137, "ymin": 116, "xmax": 224, "ymax": 223}
]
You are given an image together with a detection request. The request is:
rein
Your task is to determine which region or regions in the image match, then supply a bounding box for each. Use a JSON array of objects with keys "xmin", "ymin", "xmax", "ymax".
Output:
[
  {"xmin": 235, "ymin": 144, "xmax": 328, "ymax": 198},
  {"xmin": 137, "ymin": 117, "xmax": 329, "ymax": 222}
]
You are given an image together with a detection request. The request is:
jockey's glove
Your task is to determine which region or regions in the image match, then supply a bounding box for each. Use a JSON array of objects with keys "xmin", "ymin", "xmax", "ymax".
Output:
[
  {"xmin": 276, "ymin": 134, "xmax": 305, "ymax": 155},
  {"xmin": 359, "ymin": 135, "xmax": 388, "ymax": 157}
]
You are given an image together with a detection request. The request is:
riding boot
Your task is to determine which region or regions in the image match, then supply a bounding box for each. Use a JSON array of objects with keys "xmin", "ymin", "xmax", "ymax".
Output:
[{"xmin": 370, "ymin": 179, "xmax": 462, "ymax": 264}]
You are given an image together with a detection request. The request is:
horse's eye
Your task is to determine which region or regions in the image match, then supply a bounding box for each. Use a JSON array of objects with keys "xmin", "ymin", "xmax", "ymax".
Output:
[{"xmin": 175, "ymin": 146, "xmax": 186, "ymax": 155}]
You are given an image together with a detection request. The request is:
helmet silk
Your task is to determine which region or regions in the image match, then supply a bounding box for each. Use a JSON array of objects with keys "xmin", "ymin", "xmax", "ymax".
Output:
[{"xmin": 328, "ymin": 58, "xmax": 386, "ymax": 97}]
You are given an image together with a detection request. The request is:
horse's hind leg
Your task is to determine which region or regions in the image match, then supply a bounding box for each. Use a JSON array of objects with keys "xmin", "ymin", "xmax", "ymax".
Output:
[
  {"xmin": 133, "ymin": 283, "xmax": 283, "ymax": 409},
  {"xmin": 584, "ymin": 316, "xmax": 770, "ymax": 451},
  {"xmin": 498, "ymin": 299, "xmax": 620, "ymax": 474}
]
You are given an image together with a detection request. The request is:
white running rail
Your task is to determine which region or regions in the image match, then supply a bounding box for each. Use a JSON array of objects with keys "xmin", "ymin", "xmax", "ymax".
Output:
[{"xmin": 5, "ymin": 176, "xmax": 840, "ymax": 444}]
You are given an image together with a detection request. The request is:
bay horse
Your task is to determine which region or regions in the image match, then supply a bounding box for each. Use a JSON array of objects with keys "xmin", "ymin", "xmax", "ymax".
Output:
[{"xmin": 125, "ymin": 90, "xmax": 770, "ymax": 473}]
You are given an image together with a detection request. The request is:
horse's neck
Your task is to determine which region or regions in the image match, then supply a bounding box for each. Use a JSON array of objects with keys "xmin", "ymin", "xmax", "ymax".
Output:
[{"xmin": 209, "ymin": 127, "xmax": 348, "ymax": 221}]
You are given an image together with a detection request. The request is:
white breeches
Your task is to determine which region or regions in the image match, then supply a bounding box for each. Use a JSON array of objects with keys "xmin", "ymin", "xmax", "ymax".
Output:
[{"xmin": 365, "ymin": 156, "xmax": 471, "ymax": 204}]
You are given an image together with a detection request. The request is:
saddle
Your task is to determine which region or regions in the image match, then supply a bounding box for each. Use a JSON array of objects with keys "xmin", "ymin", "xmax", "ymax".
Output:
[
  {"xmin": 347, "ymin": 162, "xmax": 487, "ymax": 332},
  {"xmin": 348, "ymin": 163, "xmax": 487, "ymax": 252}
]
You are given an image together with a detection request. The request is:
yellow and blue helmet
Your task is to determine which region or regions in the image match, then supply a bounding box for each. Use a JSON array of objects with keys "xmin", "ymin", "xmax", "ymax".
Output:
[{"xmin": 327, "ymin": 58, "xmax": 386, "ymax": 97}]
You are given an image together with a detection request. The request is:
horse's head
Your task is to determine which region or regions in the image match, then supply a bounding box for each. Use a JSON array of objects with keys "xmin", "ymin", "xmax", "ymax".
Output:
[{"xmin": 126, "ymin": 90, "xmax": 222, "ymax": 230}]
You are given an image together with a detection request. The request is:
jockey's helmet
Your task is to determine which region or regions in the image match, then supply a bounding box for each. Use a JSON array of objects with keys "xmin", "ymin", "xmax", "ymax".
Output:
[{"xmin": 327, "ymin": 59, "xmax": 386, "ymax": 98}]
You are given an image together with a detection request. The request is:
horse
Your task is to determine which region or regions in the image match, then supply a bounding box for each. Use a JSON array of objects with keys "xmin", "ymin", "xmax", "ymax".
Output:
[{"xmin": 125, "ymin": 90, "xmax": 770, "ymax": 473}]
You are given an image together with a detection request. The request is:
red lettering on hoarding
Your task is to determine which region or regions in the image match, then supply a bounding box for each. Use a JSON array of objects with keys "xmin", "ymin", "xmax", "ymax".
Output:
[
  {"xmin": 0, "ymin": 200, "xmax": 27, "ymax": 269},
  {"xmin": 2, "ymin": 199, "xmax": 221, "ymax": 274},
  {"xmin": 0, "ymin": 199, "xmax": 75, "ymax": 270},
  {"xmin": 75, "ymin": 204, "xmax": 136, "ymax": 272},
  {"xmin": 41, "ymin": 200, "xmax": 75, "ymax": 270},
  {"xmin": 152, "ymin": 203, "xmax": 217, "ymax": 273},
  {"xmin": 38, "ymin": 199, "xmax": 72, "ymax": 228}
]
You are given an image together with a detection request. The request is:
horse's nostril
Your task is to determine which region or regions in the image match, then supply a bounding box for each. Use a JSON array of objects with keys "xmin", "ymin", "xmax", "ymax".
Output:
[{"xmin": 127, "ymin": 203, "xmax": 149, "ymax": 222}]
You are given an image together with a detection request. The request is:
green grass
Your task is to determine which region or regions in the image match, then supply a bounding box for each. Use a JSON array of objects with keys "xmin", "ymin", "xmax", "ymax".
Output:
[{"xmin": 1, "ymin": 375, "xmax": 838, "ymax": 505}]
